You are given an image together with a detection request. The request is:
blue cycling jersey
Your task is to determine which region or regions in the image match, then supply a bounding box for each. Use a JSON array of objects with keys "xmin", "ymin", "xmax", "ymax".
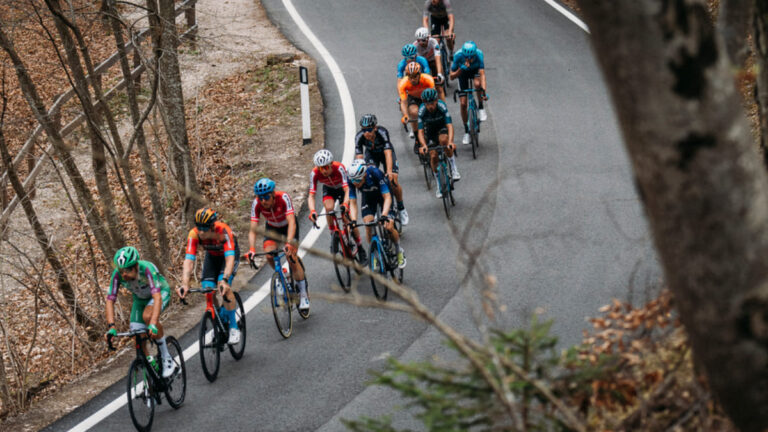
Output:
[
  {"xmin": 349, "ymin": 166, "xmax": 390, "ymax": 200},
  {"xmin": 397, "ymin": 56, "xmax": 432, "ymax": 79},
  {"xmin": 450, "ymin": 49, "xmax": 485, "ymax": 72},
  {"xmin": 418, "ymin": 100, "xmax": 452, "ymax": 133}
]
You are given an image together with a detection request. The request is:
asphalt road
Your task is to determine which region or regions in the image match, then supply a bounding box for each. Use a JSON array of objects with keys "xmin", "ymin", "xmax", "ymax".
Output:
[{"xmin": 48, "ymin": 1, "xmax": 660, "ymax": 431}]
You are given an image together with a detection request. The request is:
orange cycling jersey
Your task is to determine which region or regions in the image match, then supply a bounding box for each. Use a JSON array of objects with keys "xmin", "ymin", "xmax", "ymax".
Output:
[
  {"xmin": 398, "ymin": 74, "xmax": 435, "ymax": 100},
  {"xmin": 185, "ymin": 221, "xmax": 237, "ymax": 259}
]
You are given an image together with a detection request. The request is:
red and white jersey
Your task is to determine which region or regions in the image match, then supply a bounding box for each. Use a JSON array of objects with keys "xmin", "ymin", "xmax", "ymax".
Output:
[
  {"xmin": 309, "ymin": 161, "xmax": 348, "ymax": 194},
  {"xmin": 251, "ymin": 191, "xmax": 294, "ymax": 227}
]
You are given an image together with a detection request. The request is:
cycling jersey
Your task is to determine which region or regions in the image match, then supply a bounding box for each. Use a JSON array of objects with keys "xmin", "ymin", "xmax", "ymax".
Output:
[
  {"xmin": 186, "ymin": 221, "xmax": 237, "ymax": 260},
  {"xmin": 309, "ymin": 161, "xmax": 348, "ymax": 194},
  {"xmin": 396, "ymin": 56, "xmax": 431, "ymax": 79},
  {"xmin": 423, "ymin": 0, "xmax": 453, "ymax": 19},
  {"xmin": 349, "ymin": 166, "xmax": 390, "ymax": 200},
  {"xmin": 106, "ymin": 260, "xmax": 168, "ymax": 301},
  {"xmin": 414, "ymin": 38, "xmax": 440, "ymax": 63},
  {"xmin": 355, "ymin": 126, "xmax": 394, "ymax": 156},
  {"xmin": 398, "ymin": 74, "xmax": 436, "ymax": 101},
  {"xmin": 451, "ymin": 49, "xmax": 485, "ymax": 72},
  {"xmin": 251, "ymin": 191, "xmax": 295, "ymax": 228},
  {"xmin": 418, "ymin": 100, "xmax": 452, "ymax": 135}
]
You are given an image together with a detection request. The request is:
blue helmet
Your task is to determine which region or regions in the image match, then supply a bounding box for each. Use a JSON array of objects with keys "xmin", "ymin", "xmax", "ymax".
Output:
[
  {"xmin": 461, "ymin": 40, "xmax": 477, "ymax": 58},
  {"xmin": 421, "ymin": 87, "xmax": 438, "ymax": 102},
  {"xmin": 254, "ymin": 178, "xmax": 275, "ymax": 195},
  {"xmin": 401, "ymin": 43, "xmax": 417, "ymax": 59}
]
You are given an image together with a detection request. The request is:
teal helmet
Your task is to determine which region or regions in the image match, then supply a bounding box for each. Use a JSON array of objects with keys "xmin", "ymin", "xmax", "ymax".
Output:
[
  {"xmin": 421, "ymin": 87, "xmax": 438, "ymax": 102},
  {"xmin": 461, "ymin": 40, "xmax": 477, "ymax": 58},
  {"xmin": 114, "ymin": 246, "xmax": 140, "ymax": 269}
]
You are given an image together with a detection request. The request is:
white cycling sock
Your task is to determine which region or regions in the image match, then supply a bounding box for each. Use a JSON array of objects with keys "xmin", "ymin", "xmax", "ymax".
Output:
[
  {"xmin": 449, "ymin": 156, "xmax": 457, "ymax": 171},
  {"xmin": 156, "ymin": 336, "xmax": 170, "ymax": 359},
  {"xmin": 297, "ymin": 279, "xmax": 307, "ymax": 297}
]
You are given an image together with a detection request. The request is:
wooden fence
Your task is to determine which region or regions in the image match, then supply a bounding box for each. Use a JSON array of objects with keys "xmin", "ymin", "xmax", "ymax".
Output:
[{"xmin": 0, "ymin": 0, "xmax": 198, "ymax": 230}]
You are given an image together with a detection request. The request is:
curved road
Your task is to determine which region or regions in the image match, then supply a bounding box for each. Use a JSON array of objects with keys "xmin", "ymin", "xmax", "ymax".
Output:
[{"xmin": 48, "ymin": 1, "xmax": 659, "ymax": 430}]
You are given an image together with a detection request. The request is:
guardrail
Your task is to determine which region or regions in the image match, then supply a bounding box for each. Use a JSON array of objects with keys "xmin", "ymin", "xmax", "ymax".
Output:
[{"xmin": 0, "ymin": 0, "xmax": 198, "ymax": 231}]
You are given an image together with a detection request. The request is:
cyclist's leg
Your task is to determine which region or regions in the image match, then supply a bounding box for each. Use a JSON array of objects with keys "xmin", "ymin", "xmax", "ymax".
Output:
[
  {"xmin": 130, "ymin": 296, "xmax": 151, "ymax": 355},
  {"xmin": 322, "ymin": 185, "xmax": 339, "ymax": 228},
  {"xmin": 263, "ymin": 225, "xmax": 281, "ymax": 269},
  {"xmin": 360, "ymin": 194, "xmax": 377, "ymax": 243},
  {"xmin": 473, "ymin": 73, "xmax": 485, "ymax": 110},
  {"xmin": 440, "ymin": 129, "xmax": 459, "ymax": 177},
  {"xmin": 458, "ymin": 71, "xmax": 471, "ymax": 129},
  {"xmin": 407, "ymin": 96, "xmax": 420, "ymax": 133},
  {"xmin": 286, "ymin": 224, "xmax": 305, "ymax": 281},
  {"xmin": 144, "ymin": 285, "xmax": 172, "ymax": 362},
  {"xmin": 218, "ymin": 241, "xmax": 239, "ymax": 313}
]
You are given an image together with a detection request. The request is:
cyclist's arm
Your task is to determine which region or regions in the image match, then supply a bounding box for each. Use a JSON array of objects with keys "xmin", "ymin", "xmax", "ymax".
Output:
[
  {"xmin": 479, "ymin": 68, "xmax": 487, "ymax": 94},
  {"xmin": 220, "ymin": 224, "xmax": 237, "ymax": 284},
  {"xmin": 381, "ymin": 191, "xmax": 393, "ymax": 218},
  {"xmin": 222, "ymin": 255, "xmax": 235, "ymax": 285},
  {"xmin": 149, "ymin": 291, "xmax": 162, "ymax": 326},
  {"xmin": 422, "ymin": 15, "xmax": 429, "ymax": 28},
  {"xmin": 447, "ymin": 122, "xmax": 454, "ymax": 145},
  {"xmin": 182, "ymin": 233, "xmax": 197, "ymax": 291},
  {"xmin": 181, "ymin": 258, "xmax": 194, "ymax": 290},
  {"xmin": 384, "ymin": 149, "xmax": 394, "ymax": 175},
  {"xmin": 248, "ymin": 220, "xmax": 260, "ymax": 253},
  {"xmin": 308, "ymin": 170, "xmax": 317, "ymax": 214},
  {"xmin": 400, "ymin": 98, "xmax": 409, "ymax": 118},
  {"xmin": 448, "ymin": 14, "xmax": 454, "ymax": 33},
  {"xmin": 106, "ymin": 299, "xmax": 116, "ymax": 327},
  {"xmin": 418, "ymin": 128, "xmax": 427, "ymax": 147},
  {"xmin": 286, "ymin": 213, "xmax": 298, "ymax": 247}
]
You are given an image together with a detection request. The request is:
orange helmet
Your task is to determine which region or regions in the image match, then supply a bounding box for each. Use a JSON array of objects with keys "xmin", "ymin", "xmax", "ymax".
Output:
[{"xmin": 405, "ymin": 61, "xmax": 421, "ymax": 78}]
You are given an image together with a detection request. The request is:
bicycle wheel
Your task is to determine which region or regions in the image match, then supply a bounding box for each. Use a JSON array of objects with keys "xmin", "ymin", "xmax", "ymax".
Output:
[
  {"xmin": 198, "ymin": 311, "xmax": 220, "ymax": 382},
  {"xmin": 470, "ymin": 107, "xmax": 479, "ymax": 159},
  {"xmin": 438, "ymin": 163, "xmax": 451, "ymax": 219},
  {"xmin": 164, "ymin": 336, "xmax": 186, "ymax": 409},
  {"xmin": 421, "ymin": 156, "xmax": 432, "ymax": 190},
  {"xmin": 228, "ymin": 292, "xmax": 247, "ymax": 360},
  {"xmin": 271, "ymin": 271, "xmax": 293, "ymax": 338},
  {"xmin": 441, "ymin": 47, "xmax": 450, "ymax": 90},
  {"xmin": 331, "ymin": 233, "xmax": 351, "ymax": 292},
  {"xmin": 127, "ymin": 358, "xmax": 154, "ymax": 432},
  {"xmin": 296, "ymin": 257, "xmax": 310, "ymax": 320},
  {"xmin": 369, "ymin": 241, "xmax": 388, "ymax": 300}
]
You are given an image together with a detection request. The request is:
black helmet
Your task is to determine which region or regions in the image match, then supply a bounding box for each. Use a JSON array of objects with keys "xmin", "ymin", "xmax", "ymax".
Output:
[{"xmin": 359, "ymin": 114, "xmax": 377, "ymax": 128}]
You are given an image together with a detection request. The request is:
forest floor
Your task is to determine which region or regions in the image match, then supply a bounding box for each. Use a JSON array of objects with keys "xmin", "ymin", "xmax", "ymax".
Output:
[{"xmin": 0, "ymin": 0, "xmax": 323, "ymax": 430}]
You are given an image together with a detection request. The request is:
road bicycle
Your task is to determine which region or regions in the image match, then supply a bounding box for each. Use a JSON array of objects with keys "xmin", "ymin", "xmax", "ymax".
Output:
[
  {"xmin": 427, "ymin": 143, "xmax": 456, "ymax": 219},
  {"xmin": 362, "ymin": 215, "xmax": 403, "ymax": 301},
  {"xmin": 249, "ymin": 250, "xmax": 309, "ymax": 338},
  {"xmin": 315, "ymin": 205, "xmax": 365, "ymax": 291},
  {"xmin": 453, "ymin": 79, "xmax": 488, "ymax": 160},
  {"xmin": 107, "ymin": 329, "xmax": 186, "ymax": 432},
  {"xmin": 183, "ymin": 287, "xmax": 246, "ymax": 382},
  {"xmin": 434, "ymin": 34, "xmax": 451, "ymax": 95},
  {"xmin": 418, "ymin": 145, "xmax": 434, "ymax": 191}
]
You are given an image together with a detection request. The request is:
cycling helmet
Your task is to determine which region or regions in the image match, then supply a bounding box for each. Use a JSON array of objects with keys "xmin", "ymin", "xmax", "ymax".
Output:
[
  {"xmin": 114, "ymin": 246, "xmax": 139, "ymax": 269},
  {"xmin": 421, "ymin": 87, "xmax": 438, "ymax": 102},
  {"xmin": 348, "ymin": 160, "xmax": 367, "ymax": 182},
  {"xmin": 194, "ymin": 208, "xmax": 218, "ymax": 226},
  {"xmin": 254, "ymin": 177, "xmax": 276, "ymax": 196},
  {"xmin": 462, "ymin": 40, "xmax": 478, "ymax": 58},
  {"xmin": 313, "ymin": 149, "xmax": 333, "ymax": 167},
  {"xmin": 415, "ymin": 27, "xmax": 430, "ymax": 40},
  {"xmin": 359, "ymin": 113, "xmax": 377, "ymax": 128},
  {"xmin": 401, "ymin": 43, "xmax": 417, "ymax": 59},
  {"xmin": 405, "ymin": 61, "xmax": 421, "ymax": 78}
]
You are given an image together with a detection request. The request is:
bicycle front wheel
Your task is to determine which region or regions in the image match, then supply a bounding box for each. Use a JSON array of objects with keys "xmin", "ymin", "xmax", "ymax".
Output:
[
  {"xmin": 164, "ymin": 336, "xmax": 186, "ymax": 409},
  {"xmin": 127, "ymin": 358, "xmax": 154, "ymax": 432},
  {"xmin": 228, "ymin": 292, "xmax": 247, "ymax": 360},
  {"xmin": 369, "ymin": 242, "xmax": 388, "ymax": 300},
  {"xmin": 438, "ymin": 164, "xmax": 452, "ymax": 219},
  {"xmin": 199, "ymin": 311, "xmax": 220, "ymax": 382},
  {"xmin": 331, "ymin": 233, "xmax": 351, "ymax": 292},
  {"xmin": 271, "ymin": 271, "xmax": 293, "ymax": 338},
  {"xmin": 470, "ymin": 108, "xmax": 479, "ymax": 159}
]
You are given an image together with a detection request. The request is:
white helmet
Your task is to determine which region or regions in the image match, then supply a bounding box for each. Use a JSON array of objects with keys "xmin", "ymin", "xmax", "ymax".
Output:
[
  {"xmin": 313, "ymin": 149, "xmax": 333, "ymax": 167},
  {"xmin": 348, "ymin": 160, "xmax": 367, "ymax": 182},
  {"xmin": 415, "ymin": 27, "xmax": 430, "ymax": 40}
]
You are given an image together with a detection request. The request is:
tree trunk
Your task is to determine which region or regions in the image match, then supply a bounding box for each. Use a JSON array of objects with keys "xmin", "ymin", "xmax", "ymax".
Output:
[
  {"xmin": 0, "ymin": 112, "xmax": 101, "ymax": 340},
  {"xmin": 148, "ymin": 0, "xmax": 201, "ymax": 221},
  {"xmin": 717, "ymin": 0, "xmax": 753, "ymax": 66},
  {"xmin": 754, "ymin": 2, "xmax": 768, "ymax": 169},
  {"xmin": 105, "ymin": 0, "xmax": 169, "ymax": 270},
  {"xmin": 0, "ymin": 21, "xmax": 113, "ymax": 262},
  {"xmin": 575, "ymin": 1, "xmax": 768, "ymax": 430},
  {"xmin": 45, "ymin": 0, "xmax": 124, "ymax": 251}
]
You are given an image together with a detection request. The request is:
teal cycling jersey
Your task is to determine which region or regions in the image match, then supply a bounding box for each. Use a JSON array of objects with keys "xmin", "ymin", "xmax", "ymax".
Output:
[
  {"xmin": 451, "ymin": 49, "xmax": 485, "ymax": 72},
  {"xmin": 418, "ymin": 100, "xmax": 453, "ymax": 133}
]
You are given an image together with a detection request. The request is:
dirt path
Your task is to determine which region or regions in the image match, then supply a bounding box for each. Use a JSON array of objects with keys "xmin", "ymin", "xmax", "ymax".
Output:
[{"xmin": 0, "ymin": 0, "xmax": 322, "ymax": 430}]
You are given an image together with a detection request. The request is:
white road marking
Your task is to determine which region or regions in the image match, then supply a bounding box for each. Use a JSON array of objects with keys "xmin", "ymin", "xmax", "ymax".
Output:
[
  {"xmin": 542, "ymin": 0, "xmax": 589, "ymax": 33},
  {"xmin": 67, "ymin": 0, "xmax": 355, "ymax": 429}
]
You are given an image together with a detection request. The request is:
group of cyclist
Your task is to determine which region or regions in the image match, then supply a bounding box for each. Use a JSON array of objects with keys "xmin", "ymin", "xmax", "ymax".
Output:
[{"xmin": 102, "ymin": 0, "xmax": 482, "ymax": 384}]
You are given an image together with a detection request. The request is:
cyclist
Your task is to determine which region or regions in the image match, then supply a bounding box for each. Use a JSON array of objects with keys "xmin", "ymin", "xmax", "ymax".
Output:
[
  {"xmin": 396, "ymin": 43, "xmax": 431, "ymax": 80},
  {"xmin": 449, "ymin": 40, "xmax": 488, "ymax": 145},
  {"xmin": 178, "ymin": 208, "xmax": 241, "ymax": 344},
  {"xmin": 417, "ymin": 87, "xmax": 460, "ymax": 198},
  {"xmin": 307, "ymin": 149, "xmax": 365, "ymax": 261},
  {"xmin": 355, "ymin": 114, "xmax": 409, "ymax": 226},
  {"xmin": 398, "ymin": 62, "xmax": 435, "ymax": 145},
  {"xmin": 347, "ymin": 160, "xmax": 406, "ymax": 269},
  {"xmin": 413, "ymin": 27, "xmax": 446, "ymax": 101},
  {"xmin": 106, "ymin": 246, "xmax": 175, "ymax": 378},
  {"xmin": 423, "ymin": 0, "xmax": 455, "ymax": 58},
  {"xmin": 248, "ymin": 178, "xmax": 309, "ymax": 311}
]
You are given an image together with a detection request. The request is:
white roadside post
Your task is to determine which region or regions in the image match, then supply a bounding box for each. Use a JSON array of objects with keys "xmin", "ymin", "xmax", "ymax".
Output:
[{"xmin": 300, "ymin": 66, "xmax": 311, "ymax": 145}]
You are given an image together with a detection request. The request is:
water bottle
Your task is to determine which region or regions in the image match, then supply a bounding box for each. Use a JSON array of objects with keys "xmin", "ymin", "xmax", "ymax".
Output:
[
  {"xmin": 282, "ymin": 268, "xmax": 292, "ymax": 285},
  {"xmin": 147, "ymin": 355, "xmax": 159, "ymax": 373}
]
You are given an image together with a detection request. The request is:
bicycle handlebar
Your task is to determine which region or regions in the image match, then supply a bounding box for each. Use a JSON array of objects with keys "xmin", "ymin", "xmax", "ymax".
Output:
[
  {"xmin": 453, "ymin": 88, "xmax": 488, "ymax": 103},
  {"xmin": 107, "ymin": 329, "xmax": 148, "ymax": 351},
  {"xmin": 179, "ymin": 286, "xmax": 231, "ymax": 305}
]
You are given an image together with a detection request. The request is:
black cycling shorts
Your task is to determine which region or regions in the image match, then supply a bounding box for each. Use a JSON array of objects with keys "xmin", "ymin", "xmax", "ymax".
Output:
[
  {"xmin": 425, "ymin": 127, "xmax": 449, "ymax": 145},
  {"xmin": 202, "ymin": 239, "xmax": 240, "ymax": 288},
  {"xmin": 360, "ymin": 193, "xmax": 397, "ymax": 219},
  {"xmin": 430, "ymin": 16, "xmax": 450, "ymax": 36},
  {"xmin": 407, "ymin": 95, "xmax": 423, "ymax": 107},
  {"xmin": 322, "ymin": 185, "xmax": 345, "ymax": 203},
  {"xmin": 457, "ymin": 68, "xmax": 481, "ymax": 93},
  {"xmin": 264, "ymin": 223, "xmax": 300, "ymax": 248},
  {"xmin": 365, "ymin": 151, "xmax": 399, "ymax": 174}
]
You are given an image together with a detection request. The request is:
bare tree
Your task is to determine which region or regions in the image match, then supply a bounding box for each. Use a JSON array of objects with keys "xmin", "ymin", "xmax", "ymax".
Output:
[
  {"xmin": 754, "ymin": 1, "xmax": 768, "ymax": 168},
  {"xmin": 575, "ymin": 0, "xmax": 768, "ymax": 430},
  {"xmin": 718, "ymin": 0, "xmax": 753, "ymax": 66}
]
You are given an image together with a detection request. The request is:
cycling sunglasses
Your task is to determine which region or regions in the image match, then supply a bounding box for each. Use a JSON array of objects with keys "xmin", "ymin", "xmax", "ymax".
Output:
[
  {"xmin": 196, "ymin": 223, "xmax": 212, "ymax": 232},
  {"xmin": 361, "ymin": 126, "xmax": 375, "ymax": 132},
  {"xmin": 258, "ymin": 193, "xmax": 273, "ymax": 201}
]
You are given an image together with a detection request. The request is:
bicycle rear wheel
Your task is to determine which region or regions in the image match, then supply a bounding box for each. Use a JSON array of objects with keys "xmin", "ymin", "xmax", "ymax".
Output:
[
  {"xmin": 296, "ymin": 257, "xmax": 310, "ymax": 320},
  {"xmin": 271, "ymin": 271, "xmax": 293, "ymax": 338},
  {"xmin": 369, "ymin": 242, "xmax": 388, "ymax": 300},
  {"xmin": 331, "ymin": 233, "xmax": 351, "ymax": 292},
  {"xmin": 470, "ymin": 107, "xmax": 479, "ymax": 159},
  {"xmin": 441, "ymin": 44, "xmax": 451, "ymax": 89},
  {"xmin": 164, "ymin": 336, "xmax": 186, "ymax": 408},
  {"xmin": 127, "ymin": 358, "xmax": 154, "ymax": 432},
  {"xmin": 439, "ymin": 163, "xmax": 451, "ymax": 219},
  {"xmin": 199, "ymin": 311, "xmax": 220, "ymax": 382},
  {"xmin": 228, "ymin": 292, "xmax": 247, "ymax": 359}
]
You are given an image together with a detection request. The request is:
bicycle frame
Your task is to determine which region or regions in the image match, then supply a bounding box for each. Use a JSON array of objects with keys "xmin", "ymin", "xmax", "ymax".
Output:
[
  {"xmin": 251, "ymin": 250, "xmax": 296, "ymax": 301},
  {"xmin": 109, "ymin": 330, "xmax": 164, "ymax": 389},
  {"xmin": 318, "ymin": 207, "xmax": 354, "ymax": 258}
]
